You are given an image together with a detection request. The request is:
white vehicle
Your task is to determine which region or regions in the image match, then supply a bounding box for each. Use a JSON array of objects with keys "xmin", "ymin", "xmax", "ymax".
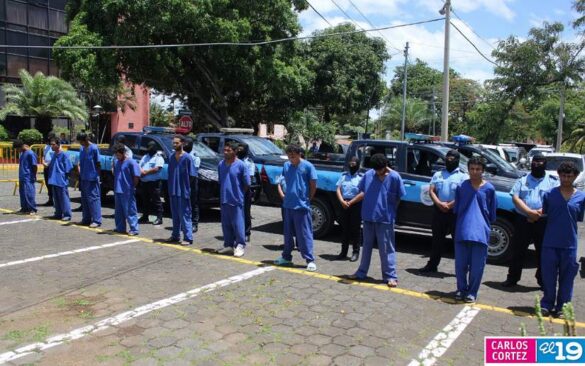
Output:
[
  {"xmin": 544, "ymin": 153, "xmax": 585, "ymax": 191},
  {"xmin": 527, "ymin": 146, "xmax": 555, "ymax": 162}
]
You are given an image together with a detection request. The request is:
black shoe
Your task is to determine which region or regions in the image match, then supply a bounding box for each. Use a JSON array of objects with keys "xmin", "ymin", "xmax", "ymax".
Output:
[
  {"xmin": 73, "ymin": 206, "xmax": 83, "ymax": 212},
  {"xmin": 165, "ymin": 237, "xmax": 181, "ymax": 244},
  {"xmin": 336, "ymin": 253, "xmax": 348, "ymax": 260},
  {"xmin": 42, "ymin": 201, "xmax": 54, "ymax": 206},
  {"xmin": 152, "ymin": 219, "xmax": 163, "ymax": 226},
  {"xmin": 419, "ymin": 265, "xmax": 438, "ymax": 274},
  {"xmin": 350, "ymin": 252, "xmax": 359, "ymax": 262},
  {"xmin": 138, "ymin": 216, "xmax": 149, "ymax": 224},
  {"xmin": 192, "ymin": 225, "xmax": 198, "ymax": 233},
  {"xmin": 541, "ymin": 308, "xmax": 552, "ymax": 317},
  {"xmin": 501, "ymin": 279, "xmax": 517, "ymax": 288}
]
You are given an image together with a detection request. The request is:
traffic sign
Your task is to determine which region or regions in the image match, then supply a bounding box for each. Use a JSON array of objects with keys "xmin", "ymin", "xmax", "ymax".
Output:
[{"xmin": 176, "ymin": 115, "xmax": 193, "ymax": 134}]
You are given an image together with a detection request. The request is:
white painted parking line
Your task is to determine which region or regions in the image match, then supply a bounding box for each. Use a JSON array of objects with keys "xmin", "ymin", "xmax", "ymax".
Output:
[
  {"xmin": 0, "ymin": 218, "xmax": 39, "ymax": 226},
  {"xmin": 0, "ymin": 266, "xmax": 274, "ymax": 364},
  {"xmin": 408, "ymin": 305, "xmax": 481, "ymax": 366},
  {"xmin": 0, "ymin": 239, "xmax": 140, "ymax": 269}
]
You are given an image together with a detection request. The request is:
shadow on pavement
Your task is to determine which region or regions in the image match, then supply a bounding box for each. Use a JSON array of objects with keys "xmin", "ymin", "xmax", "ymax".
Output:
[
  {"xmin": 405, "ymin": 268, "xmax": 456, "ymax": 279},
  {"xmin": 483, "ymin": 281, "xmax": 541, "ymax": 293}
]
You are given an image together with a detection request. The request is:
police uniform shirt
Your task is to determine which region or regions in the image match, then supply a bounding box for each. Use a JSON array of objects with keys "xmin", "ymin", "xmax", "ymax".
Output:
[
  {"xmin": 282, "ymin": 159, "xmax": 318, "ymax": 211},
  {"xmin": 336, "ymin": 171, "xmax": 363, "ymax": 200},
  {"xmin": 79, "ymin": 143, "xmax": 101, "ymax": 181},
  {"xmin": 43, "ymin": 144, "xmax": 54, "ymax": 165},
  {"xmin": 430, "ymin": 168, "xmax": 468, "ymax": 202},
  {"xmin": 189, "ymin": 150, "xmax": 201, "ymax": 178},
  {"xmin": 358, "ymin": 169, "xmax": 406, "ymax": 224},
  {"xmin": 139, "ymin": 152, "xmax": 164, "ymax": 182},
  {"xmin": 542, "ymin": 188, "xmax": 585, "ymax": 249},
  {"xmin": 510, "ymin": 173, "xmax": 559, "ymax": 215},
  {"xmin": 243, "ymin": 157, "xmax": 256, "ymax": 181}
]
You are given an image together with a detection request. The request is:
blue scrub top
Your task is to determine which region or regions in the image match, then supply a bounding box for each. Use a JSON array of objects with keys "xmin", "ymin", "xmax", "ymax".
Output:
[
  {"xmin": 48, "ymin": 151, "xmax": 73, "ymax": 187},
  {"xmin": 510, "ymin": 172, "xmax": 559, "ymax": 215},
  {"xmin": 430, "ymin": 168, "xmax": 468, "ymax": 202},
  {"xmin": 277, "ymin": 175, "xmax": 286, "ymax": 192},
  {"xmin": 189, "ymin": 150, "xmax": 201, "ymax": 178},
  {"xmin": 282, "ymin": 159, "xmax": 318, "ymax": 211},
  {"xmin": 454, "ymin": 180, "xmax": 497, "ymax": 246},
  {"xmin": 110, "ymin": 146, "xmax": 133, "ymax": 168},
  {"xmin": 113, "ymin": 158, "xmax": 140, "ymax": 194},
  {"xmin": 218, "ymin": 159, "xmax": 250, "ymax": 207},
  {"xmin": 168, "ymin": 153, "xmax": 193, "ymax": 198},
  {"xmin": 139, "ymin": 152, "xmax": 164, "ymax": 182},
  {"xmin": 542, "ymin": 188, "xmax": 585, "ymax": 249},
  {"xmin": 19, "ymin": 149, "xmax": 38, "ymax": 182},
  {"xmin": 337, "ymin": 171, "xmax": 363, "ymax": 200},
  {"xmin": 79, "ymin": 143, "xmax": 101, "ymax": 181},
  {"xmin": 43, "ymin": 144, "xmax": 54, "ymax": 164},
  {"xmin": 358, "ymin": 169, "xmax": 406, "ymax": 224}
]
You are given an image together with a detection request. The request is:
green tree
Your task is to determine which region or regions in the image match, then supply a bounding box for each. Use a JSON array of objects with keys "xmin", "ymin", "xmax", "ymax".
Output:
[
  {"xmin": 378, "ymin": 97, "xmax": 430, "ymax": 134},
  {"xmin": 285, "ymin": 110, "xmax": 336, "ymax": 148},
  {"xmin": 17, "ymin": 129, "xmax": 43, "ymax": 145},
  {"xmin": 0, "ymin": 70, "xmax": 88, "ymax": 139},
  {"xmin": 150, "ymin": 103, "xmax": 174, "ymax": 127},
  {"xmin": 389, "ymin": 59, "xmax": 443, "ymax": 99}
]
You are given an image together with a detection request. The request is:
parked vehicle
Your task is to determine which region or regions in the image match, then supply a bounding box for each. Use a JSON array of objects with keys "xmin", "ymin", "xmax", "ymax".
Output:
[
  {"xmin": 543, "ymin": 153, "xmax": 585, "ymax": 191},
  {"xmin": 499, "ymin": 145, "xmax": 528, "ymax": 169},
  {"xmin": 527, "ymin": 146, "xmax": 555, "ymax": 162},
  {"xmin": 260, "ymin": 139, "xmax": 518, "ymax": 263}
]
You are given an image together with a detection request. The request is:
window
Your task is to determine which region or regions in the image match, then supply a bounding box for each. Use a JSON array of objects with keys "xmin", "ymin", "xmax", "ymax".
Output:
[
  {"xmin": 357, "ymin": 145, "xmax": 398, "ymax": 170},
  {"xmin": 407, "ymin": 147, "xmax": 443, "ymax": 177},
  {"xmin": 139, "ymin": 137, "xmax": 163, "ymax": 157},
  {"xmin": 28, "ymin": 4, "xmax": 48, "ymax": 30},
  {"xmin": 7, "ymin": 54, "xmax": 27, "ymax": 77},
  {"xmin": 0, "ymin": 0, "xmax": 6, "ymax": 21},
  {"xmin": 49, "ymin": 0, "xmax": 67, "ymax": 11},
  {"xmin": 48, "ymin": 10, "xmax": 66, "ymax": 33},
  {"xmin": 28, "ymin": 57, "xmax": 48, "ymax": 74},
  {"xmin": 28, "ymin": 34, "xmax": 49, "ymax": 58},
  {"xmin": 6, "ymin": 1, "xmax": 27, "ymax": 26},
  {"xmin": 201, "ymin": 136, "xmax": 220, "ymax": 153},
  {"xmin": 6, "ymin": 30, "xmax": 27, "ymax": 56}
]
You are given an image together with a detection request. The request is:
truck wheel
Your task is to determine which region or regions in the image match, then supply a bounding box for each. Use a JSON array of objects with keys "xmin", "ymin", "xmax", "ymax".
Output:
[
  {"xmin": 487, "ymin": 217, "xmax": 514, "ymax": 264},
  {"xmin": 311, "ymin": 196, "xmax": 333, "ymax": 239}
]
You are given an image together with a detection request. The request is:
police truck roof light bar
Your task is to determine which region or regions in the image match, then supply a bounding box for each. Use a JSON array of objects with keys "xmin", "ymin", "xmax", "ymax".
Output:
[
  {"xmin": 219, "ymin": 128, "xmax": 254, "ymax": 134},
  {"xmin": 143, "ymin": 126, "xmax": 176, "ymax": 134},
  {"xmin": 405, "ymin": 133, "xmax": 440, "ymax": 144},
  {"xmin": 452, "ymin": 134, "xmax": 475, "ymax": 145}
]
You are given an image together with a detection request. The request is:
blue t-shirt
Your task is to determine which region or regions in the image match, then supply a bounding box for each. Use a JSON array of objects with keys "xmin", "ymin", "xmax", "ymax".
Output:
[
  {"xmin": 218, "ymin": 159, "xmax": 250, "ymax": 207},
  {"xmin": 358, "ymin": 169, "xmax": 406, "ymax": 224},
  {"xmin": 542, "ymin": 188, "xmax": 585, "ymax": 249},
  {"xmin": 282, "ymin": 160, "xmax": 318, "ymax": 211},
  {"xmin": 430, "ymin": 168, "xmax": 468, "ymax": 202},
  {"xmin": 114, "ymin": 158, "xmax": 140, "ymax": 194},
  {"xmin": 79, "ymin": 143, "xmax": 101, "ymax": 181},
  {"xmin": 336, "ymin": 171, "xmax": 363, "ymax": 200},
  {"xmin": 189, "ymin": 150, "xmax": 201, "ymax": 178},
  {"xmin": 510, "ymin": 173, "xmax": 559, "ymax": 215},
  {"xmin": 139, "ymin": 152, "xmax": 164, "ymax": 182},
  {"xmin": 48, "ymin": 151, "xmax": 73, "ymax": 187},
  {"xmin": 19, "ymin": 149, "xmax": 38, "ymax": 182},
  {"xmin": 454, "ymin": 180, "xmax": 497, "ymax": 246},
  {"xmin": 168, "ymin": 153, "xmax": 193, "ymax": 198},
  {"xmin": 43, "ymin": 144, "xmax": 54, "ymax": 165}
]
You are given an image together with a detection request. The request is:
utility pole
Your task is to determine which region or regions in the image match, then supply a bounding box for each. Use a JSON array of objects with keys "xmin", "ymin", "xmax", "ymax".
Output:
[
  {"xmin": 440, "ymin": 0, "xmax": 451, "ymax": 141},
  {"xmin": 431, "ymin": 87, "xmax": 437, "ymax": 136},
  {"xmin": 556, "ymin": 83, "xmax": 565, "ymax": 151},
  {"xmin": 400, "ymin": 42, "xmax": 409, "ymax": 141}
]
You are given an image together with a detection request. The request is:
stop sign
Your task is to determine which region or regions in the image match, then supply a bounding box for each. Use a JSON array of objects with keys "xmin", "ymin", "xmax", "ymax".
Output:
[{"xmin": 176, "ymin": 115, "xmax": 193, "ymax": 133}]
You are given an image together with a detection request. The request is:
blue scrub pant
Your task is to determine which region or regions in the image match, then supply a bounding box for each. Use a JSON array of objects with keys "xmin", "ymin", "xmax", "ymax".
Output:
[
  {"xmin": 114, "ymin": 192, "xmax": 138, "ymax": 234},
  {"xmin": 540, "ymin": 247, "xmax": 579, "ymax": 312},
  {"xmin": 282, "ymin": 208, "xmax": 314, "ymax": 263},
  {"xmin": 356, "ymin": 221, "xmax": 397, "ymax": 282},
  {"xmin": 170, "ymin": 196, "xmax": 192, "ymax": 241},
  {"xmin": 52, "ymin": 186, "xmax": 71, "ymax": 219},
  {"xmin": 19, "ymin": 179, "xmax": 36, "ymax": 212},
  {"xmin": 455, "ymin": 241, "xmax": 488, "ymax": 298},
  {"xmin": 80, "ymin": 179, "xmax": 101, "ymax": 225},
  {"xmin": 221, "ymin": 204, "xmax": 245, "ymax": 248}
]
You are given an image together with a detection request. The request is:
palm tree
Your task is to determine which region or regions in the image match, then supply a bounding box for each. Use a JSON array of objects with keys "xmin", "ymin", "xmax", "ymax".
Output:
[
  {"xmin": 0, "ymin": 69, "xmax": 89, "ymax": 139},
  {"xmin": 379, "ymin": 97, "xmax": 430, "ymax": 134},
  {"xmin": 567, "ymin": 125, "xmax": 585, "ymax": 153}
]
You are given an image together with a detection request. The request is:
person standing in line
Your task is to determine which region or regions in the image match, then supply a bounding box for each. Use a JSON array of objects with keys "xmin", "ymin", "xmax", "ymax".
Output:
[
  {"xmin": 274, "ymin": 144, "xmax": 318, "ymax": 271},
  {"xmin": 539, "ymin": 161, "xmax": 585, "ymax": 316},
  {"xmin": 41, "ymin": 134, "xmax": 55, "ymax": 206},
  {"xmin": 47, "ymin": 138, "xmax": 73, "ymax": 221},
  {"xmin": 347, "ymin": 154, "xmax": 406, "ymax": 287},
  {"xmin": 138, "ymin": 141, "xmax": 164, "ymax": 226},
  {"xmin": 77, "ymin": 133, "xmax": 102, "ymax": 228},
  {"xmin": 112, "ymin": 143, "xmax": 140, "ymax": 236},
  {"xmin": 185, "ymin": 138, "xmax": 201, "ymax": 233},
  {"xmin": 14, "ymin": 139, "xmax": 38, "ymax": 215},
  {"xmin": 237, "ymin": 143, "xmax": 255, "ymax": 243},
  {"xmin": 502, "ymin": 154, "xmax": 558, "ymax": 288},
  {"xmin": 452, "ymin": 156, "xmax": 497, "ymax": 303},
  {"xmin": 59, "ymin": 133, "xmax": 70, "ymax": 145},
  {"xmin": 216, "ymin": 142, "xmax": 250, "ymax": 257},
  {"xmin": 419, "ymin": 150, "xmax": 468, "ymax": 273},
  {"xmin": 335, "ymin": 156, "xmax": 363, "ymax": 262},
  {"xmin": 167, "ymin": 135, "xmax": 194, "ymax": 245},
  {"xmin": 110, "ymin": 135, "xmax": 133, "ymax": 172}
]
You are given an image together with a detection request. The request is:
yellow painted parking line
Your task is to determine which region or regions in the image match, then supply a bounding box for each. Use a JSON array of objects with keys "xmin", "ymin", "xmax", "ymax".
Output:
[{"xmin": 1, "ymin": 206, "xmax": 583, "ymax": 329}]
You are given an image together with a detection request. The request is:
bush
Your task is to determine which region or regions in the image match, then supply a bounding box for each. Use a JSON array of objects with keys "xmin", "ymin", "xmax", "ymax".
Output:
[
  {"xmin": 17, "ymin": 129, "xmax": 43, "ymax": 146},
  {"xmin": 0, "ymin": 124, "xmax": 9, "ymax": 141},
  {"xmin": 51, "ymin": 126, "xmax": 71, "ymax": 140}
]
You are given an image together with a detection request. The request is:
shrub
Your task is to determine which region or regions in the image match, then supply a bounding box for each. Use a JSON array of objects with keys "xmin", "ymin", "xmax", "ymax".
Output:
[
  {"xmin": 0, "ymin": 124, "xmax": 9, "ymax": 141},
  {"xmin": 17, "ymin": 129, "xmax": 43, "ymax": 146}
]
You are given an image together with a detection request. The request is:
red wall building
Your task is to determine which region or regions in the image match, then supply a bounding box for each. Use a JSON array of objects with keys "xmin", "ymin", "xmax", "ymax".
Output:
[{"xmin": 109, "ymin": 84, "xmax": 150, "ymax": 137}]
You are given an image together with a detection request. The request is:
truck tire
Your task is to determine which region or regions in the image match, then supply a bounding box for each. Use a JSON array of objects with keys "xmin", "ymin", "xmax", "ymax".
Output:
[
  {"xmin": 311, "ymin": 196, "xmax": 333, "ymax": 239},
  {"xmin": 487, "ymin": 217, "xmax": 514, "ymax": 264}
]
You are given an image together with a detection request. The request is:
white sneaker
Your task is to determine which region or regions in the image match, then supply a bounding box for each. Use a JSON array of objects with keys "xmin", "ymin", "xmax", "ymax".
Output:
[
  {"xmin": 306, "ymin": 262, "xmax": 317, "ymax": 272},
  {"xmin": 234, "ymin": 244, "xmax": 245, "ymax": 257}
]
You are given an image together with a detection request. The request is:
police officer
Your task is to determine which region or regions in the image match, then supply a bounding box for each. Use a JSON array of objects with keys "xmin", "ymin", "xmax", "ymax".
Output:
[
  {"xmin": 502, "ymin": 153, "xmax": 559, "ymax": 288},
  {"xmin": 42, "ymin": 134, "xmax": 55, "ymax": 206},
  {"xmin": 336, "ymin": 156, "xmax": 363, "ymax": 262},
  {"xmin": 420, "ymin": 150, "xmax": 468, "ymax": 273},
  {"xmin": 185, "ymin": 138, "xmax": 200, "ymax": 233},
  {"xmin": 237, "ymin": 143, "xmax": 255, "ymax": 242},
  {"xmin": 138, "ymin": 141, "xmax": 164, "ymax": 226}
]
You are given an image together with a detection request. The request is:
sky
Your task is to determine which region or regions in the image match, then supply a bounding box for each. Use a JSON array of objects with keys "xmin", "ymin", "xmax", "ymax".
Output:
[{"xmin": 297, "ymin": 0, "xmax": 581, "ymax": 84}]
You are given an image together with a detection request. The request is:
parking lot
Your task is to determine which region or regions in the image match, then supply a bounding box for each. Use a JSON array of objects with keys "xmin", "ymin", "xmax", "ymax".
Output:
[{"xmin": 0, "ymin": 182, "xmax": 584, "ymax": 366}]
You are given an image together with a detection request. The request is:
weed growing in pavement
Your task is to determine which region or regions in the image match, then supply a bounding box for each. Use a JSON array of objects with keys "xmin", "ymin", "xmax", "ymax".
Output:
[
  {"xmin": 519, "ymin": 296, "xmax": 577, "ymax": 336},
  {"xmin": 2, "ymin": 324, "xmax": 50, "ymax": 344}
]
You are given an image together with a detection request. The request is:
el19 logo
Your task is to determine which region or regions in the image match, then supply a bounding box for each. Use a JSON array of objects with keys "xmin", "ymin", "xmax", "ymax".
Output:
[{"xmin": 537, "ymin": 338, "xmax": 585, "ymax": 363}]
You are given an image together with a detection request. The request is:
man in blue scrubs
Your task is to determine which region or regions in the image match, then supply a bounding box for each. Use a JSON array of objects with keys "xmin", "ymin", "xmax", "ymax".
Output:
[
  {"xmin": 41, "ymin": 134, "xmax": 55, "ymax": 206},
  {"xmin": 216, "ymin": 142, "xmax": 250, "ymax": 257},
  {"xmin": 502, "ymin": 154, "xmax": 558, "ymax": 288},
  {"xmin": 138, "ymin": 141, "xmax": 164, "ymax": 226},
  {"xmin": 347, "ymin": 153, "xmax": 406, "ymax": 287},
  {"xmin": 336, "ymin": 156, "xmax": 363, "ymax": 262},
  {"xmin": 14, "ymin": 140, "xmax": 38, "ymax": 214},
  {"xmin": 110, "ymin": 135, "xmax": 133, "ymax": 172},
  {"xmin": 77, "ymin": 133, "xmax": 102, "ymax": 228},
  {"xmin": 275, "ymin": 144, "xmax": 318, "ymax": 271},
  {"xmin": 540, "ymin": 161, "xmax": 585, "ymax": 316},
  {"xmin": 185, "ymin": 138, "xmax": 200, "ymax": 232},
  {"xmin": 48, "ymin": 138, "xmax": 73, "ymax": 221},
  {"xmin": 113, "ymin": 143, "xmax": 140, "ymax": 235},
  {"xmin": 420, "ymin": 150, "xmax": 468, "ymax": 273},
  {"xmin": 167, "ymin": 135, "xmax": 194, "ymax": 245},
  {"xmin": 453, "ymin": 156, "xmax": 497, "ymax": 303},
  {"xmin": 237, "ymin": 143, "xmax": 256, "ymax": 243}
]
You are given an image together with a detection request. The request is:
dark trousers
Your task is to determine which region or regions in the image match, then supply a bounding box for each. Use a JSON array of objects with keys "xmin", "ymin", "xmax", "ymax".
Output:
[
  {"xmin": 506, "ymin": 214, "xmax": 546, "ymax": 285},
  {"xmin": 427, "ymin": 207, "xmax": 456, "ymax": 269},
  {"xmin": 339, "ymin": 202, "xmax": 361, "ymax": 255},
  {"xmin": 190, "ymin": 178, "xmax": 199, "ymax": 229},
  {"xmin": 140, "ymin": 180, "xmax": 163, "ymax": 219},
  {"xmin": 43, "ymin": 168, "xmax": 53, "ymax": 203},
  {"xmin": 244, "ymin": 189, "xmax": 252, "ymax": 237}
]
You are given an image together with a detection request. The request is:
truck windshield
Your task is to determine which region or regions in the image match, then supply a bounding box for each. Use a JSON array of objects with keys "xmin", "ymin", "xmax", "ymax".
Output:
[
  {"xmin": 481, "ymin": 148, "xmax": 516, "ymax": 174},
  {"xmin": 239, "ymin": 137, "xmax": 283, "ymax": 156},
  {"xmin": 159, "ymin": 136, "xmax": 217, "ymax": 158},
  {"xmin": 545, "ymin": 156, "xmax": 584, "ymax": 171}
]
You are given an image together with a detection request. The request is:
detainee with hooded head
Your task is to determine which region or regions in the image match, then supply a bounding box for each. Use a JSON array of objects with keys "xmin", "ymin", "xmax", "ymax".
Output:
[
  {"xmin": 112, "ymin": 143, "xmax": 140, "ymax": 236},
  {"xmin": 347, "ymin": 153, "xmax": 406, "ymax": 287},
  {"xmin": 14, "ymin": 139, "xmax": 38, "ymax": 215},
  {"xmin": 539, "ymin": 161, "xmax": 585, "ymax": 316}
]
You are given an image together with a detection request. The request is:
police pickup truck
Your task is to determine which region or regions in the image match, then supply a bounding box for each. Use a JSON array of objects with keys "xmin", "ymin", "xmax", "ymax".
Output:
[
  {"xmin": 65, "ymin": 127, "xmax": 221, "ymax": 209},
  {"xmin": 260, "ymin": 139, "xmax": 518, "ymax": 263}
]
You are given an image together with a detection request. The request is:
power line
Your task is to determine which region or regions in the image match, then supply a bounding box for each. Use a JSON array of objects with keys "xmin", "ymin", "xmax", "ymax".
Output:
[
  {"xmin": 450, "ymin": 21, "xmax": 497, "ymax": 65},
  {"xmin": 306, "ymin": 0, "xmax": 333, "ymax": 27},
  {"xmin": 450, "ymin": 8, "xmax": 497, "ymax": 51},
  {"xmin": 346, "ymin": 0, "xmax": 401, "ymax": 52},
  {"xmin": 329, "ymin": 0, "xmax": 367, "ymax": 31},
  {"xmin": 1, "ymin": 17, "xmax": 445, "ymax": 50}
]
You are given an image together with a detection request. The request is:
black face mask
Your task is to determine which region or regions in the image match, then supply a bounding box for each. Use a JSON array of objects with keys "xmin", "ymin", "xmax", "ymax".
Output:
[
  {"xmin": 349, "ymin": 165, "xmax": 359, "ymax": 174},
  {"xmin": 148, "ymin": 148, "xmax": 157, "ymax": 155},
  {"xmin": 445, "ymin": 159, "xmax": 459, "ymax": 172},
  {"xmin": 531, "ymin": 162, "xmax": 546, "ymax": 178},
  {"xmin": 237, "ymin": 151, "xmax": 247, "ymax": 159}
]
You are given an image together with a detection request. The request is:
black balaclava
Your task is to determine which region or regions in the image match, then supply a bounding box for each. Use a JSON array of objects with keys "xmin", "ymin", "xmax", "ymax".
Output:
[
  {"xmin": 348, "ymin": 157, "xmax": 359, "ymax": 175},
  {"xmin": 147, "ymin": 141, "xmax": 157, "ymax": 155},
  {"xmin": 531, "ymin": 154, "xmax": 547, "ymax": 178},
  {"xmin": 445, "ymin": 150, "xmax": 460, "ymax": 172},
  {"xmin": 237, "ymin": 144, "xmax": 248, "ymax": 160}
]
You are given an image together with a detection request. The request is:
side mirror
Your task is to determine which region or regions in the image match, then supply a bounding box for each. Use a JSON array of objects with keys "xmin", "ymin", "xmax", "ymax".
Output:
[
  {"xmin": 485, "ymin": 163, "xmax": 498, "ymax": 175},
  {"xmin": 519, "ymin": 157, "xmax": 527, "ymax": 165}
]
